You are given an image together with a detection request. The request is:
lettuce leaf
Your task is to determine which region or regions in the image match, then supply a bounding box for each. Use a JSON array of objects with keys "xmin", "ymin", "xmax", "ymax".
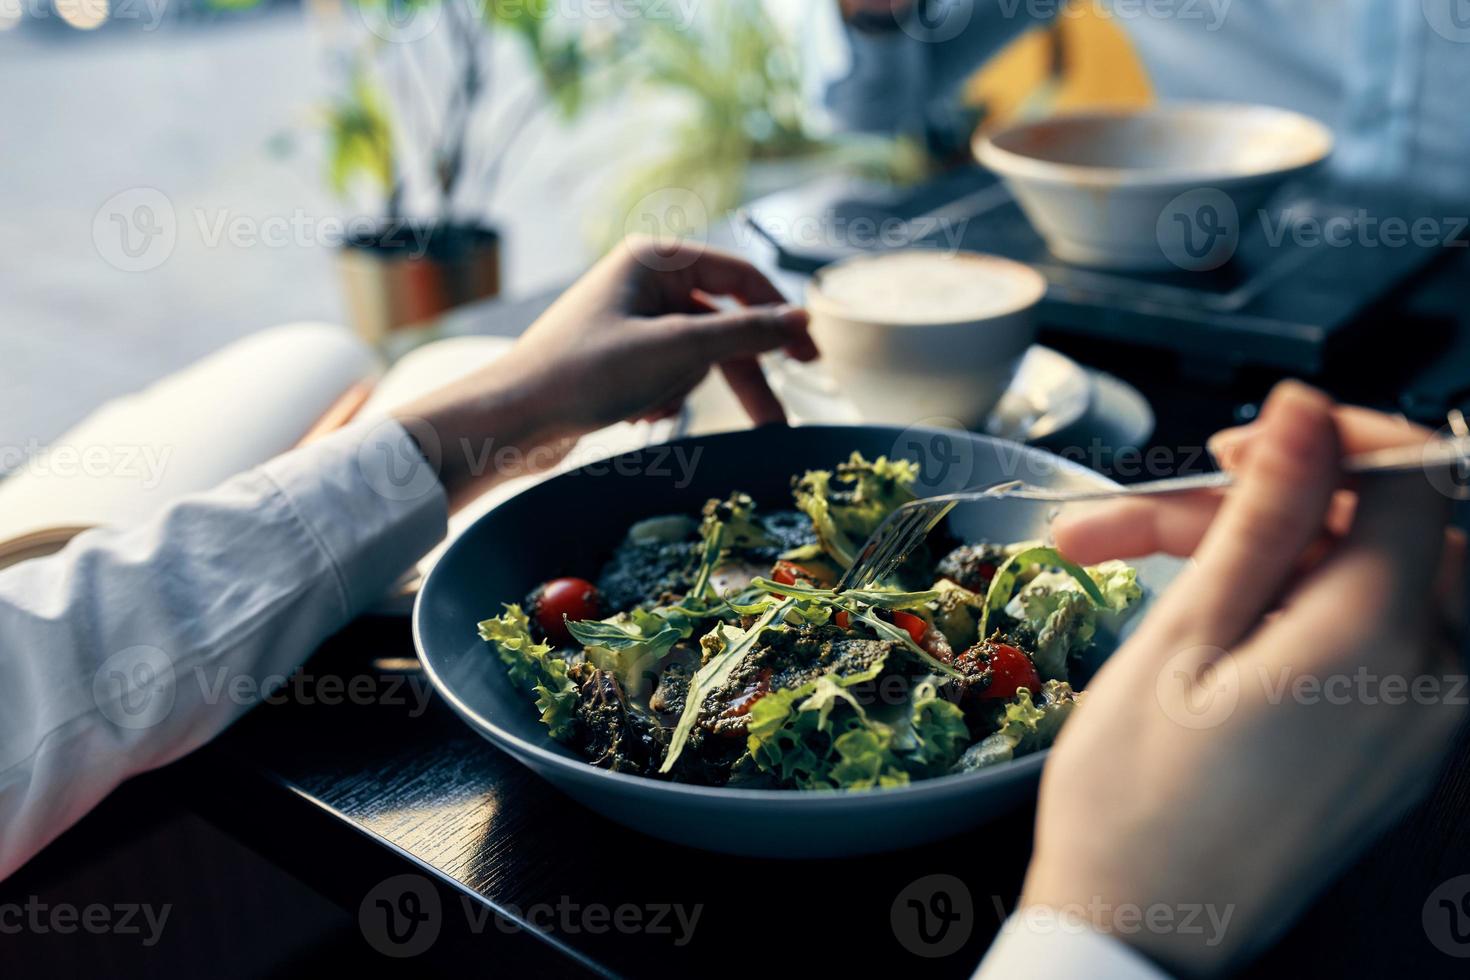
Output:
[
  {"xmin": 1006, "ymin": 560, "xmax": 1143, "ymax": 680},
  {"xmin": 951, "ymin": 680, "xmax": 1082, "ymax": 772},
  {"xmin": 477, "ymin": 604, "xmax": 579, "ymax": 740},
  {"xmin": 1018, "ymin": 588, "xmax": 1096, "ymax": 681},
  {"xmin": 793, "ymin": 452, "xmax": 918, "ymax": 567},
  {"xmin": 889, "ymin": 678, "xmax": 971, "ymax": 777},
  {"xmin": 566, "ymin": 607, "xmax": 691, "ymax": 697},
  {"xmin": 747, "ymin": 678, "xmax": 902, "ymax": 789},
  {"xmin": 1085, "ymin": 560, "xmax": 1143, "ymax": 611},
  {"xmin": 930, "ymin": 579, "xmax": 984, "ymax": 651},
  {"xmin": 979, "ymin": 546, "xmax": 1106, "ymax": 636},
  {"xmin": 748, "ymin": 673, "xmax": 969, "ymax": 790}
]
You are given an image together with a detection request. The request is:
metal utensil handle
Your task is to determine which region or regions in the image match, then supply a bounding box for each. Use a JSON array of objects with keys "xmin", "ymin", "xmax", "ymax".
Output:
[{"xmin": 993, "ymin": 435, "xmax": 1469, "ymax": 504}]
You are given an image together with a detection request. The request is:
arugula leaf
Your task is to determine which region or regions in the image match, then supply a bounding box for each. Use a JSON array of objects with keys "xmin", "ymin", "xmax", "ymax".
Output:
[
  {"xmin": 659, "ymin": 597, "xmax": 797, "ymax": 775},
  {"xmin": 689, "ymin": 521, "xmax": 724, "ymax": 601},
  {"xmin": 748, "ymin": 576, "xmax": 939, "ymax": 610},
  {"xmin": 687, "ymin": 491, "xmax": 774, "ymax": 602},
  {"xmin": 477, "ymin": 604, "xmax": 579, "ymax": 740},
  {"xmin": 748, "ymin": 577, "xmax": 964, "ymax": 680}
]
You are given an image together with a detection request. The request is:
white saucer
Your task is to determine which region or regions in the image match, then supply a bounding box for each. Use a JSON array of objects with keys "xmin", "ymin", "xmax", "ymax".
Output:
[
  {"xmin": 986, "ymin": 345, "xmax": 1093, "ymax": 442},
  {"xmin": 768, "ymin": 344, "xmax": 1092, "ymax": 445}
]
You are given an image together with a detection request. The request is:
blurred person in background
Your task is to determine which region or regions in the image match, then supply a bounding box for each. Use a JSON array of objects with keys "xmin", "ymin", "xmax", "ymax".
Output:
[{"xmin": 814, "ymin": 0, "xmax": 1470, "ymax": 201}]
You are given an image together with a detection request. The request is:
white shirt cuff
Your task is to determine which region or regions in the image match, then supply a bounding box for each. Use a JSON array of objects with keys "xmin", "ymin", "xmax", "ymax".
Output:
[{"xmin": 976, "ymin": 911, "xmax": 1174, "ymax": 980}]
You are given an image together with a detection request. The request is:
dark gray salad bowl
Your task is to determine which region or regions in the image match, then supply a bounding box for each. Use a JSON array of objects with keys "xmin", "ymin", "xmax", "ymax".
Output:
[{"xmin": 413, "ymin": 424, "xmax": 1182, "ymax": 857}]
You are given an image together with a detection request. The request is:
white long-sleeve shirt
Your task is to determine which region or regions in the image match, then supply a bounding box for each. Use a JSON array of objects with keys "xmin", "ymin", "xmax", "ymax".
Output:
[
  {"xmin": 976, "ymin": 912, "xmax": 1173, "ymax": 978},
  {"xmin": 0, "ymin": 417, "xmax": 1171, "ymax": 977},
  {"xmin": 0, "ymin": 419, "xmax": 446, "ymax": 880}
]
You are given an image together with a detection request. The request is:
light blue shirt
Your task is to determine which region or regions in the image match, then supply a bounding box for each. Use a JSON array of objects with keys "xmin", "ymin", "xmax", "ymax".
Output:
[{"xmin": 821, "ymin": 0, "xmax": 1470, "ymax": 203}]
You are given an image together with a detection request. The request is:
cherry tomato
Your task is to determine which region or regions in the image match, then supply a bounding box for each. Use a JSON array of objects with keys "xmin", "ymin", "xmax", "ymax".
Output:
[
  {"xmin": 975, "ymin": 643, "xmax": 1041, "ymax": 700},
  {"xmin": 890, "ymin": 610, "xmax": 929, "ymax": 646},
  {"xmin": 533, "ymin": 577, "xmax": 600, "ymax": 646},
  {"xmin": 833, "ymin": 609, "xmax": 927, "ymax": 646},
  {"xmin": 771, "ymin": 561, "xmax": 804, "ymax": 587}
]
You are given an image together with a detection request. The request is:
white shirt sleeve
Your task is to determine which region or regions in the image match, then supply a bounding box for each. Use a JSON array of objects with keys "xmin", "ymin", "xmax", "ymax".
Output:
[
  {"xmin": 0, "ymin": 419, "xmax": 447, "ymax": 880},
  {"xmin": 976, "ymin": 911, "xmax": 1174, "ymax": 979}
]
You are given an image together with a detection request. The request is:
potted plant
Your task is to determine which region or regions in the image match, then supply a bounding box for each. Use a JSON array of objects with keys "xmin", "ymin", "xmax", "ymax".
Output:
[
  {"xmin": 603, "ymin": 0, "xmax": 926, "ymax": 249},
  {"xmin": 320, "ymin": 0, "xmax": 625, "ymax": 345}
]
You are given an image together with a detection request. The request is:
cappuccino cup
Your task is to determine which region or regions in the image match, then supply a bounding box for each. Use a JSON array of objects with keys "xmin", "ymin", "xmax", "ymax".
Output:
[{"xmin": 801, "ymin": 249, "xmax": 1045, "ymax": 428}]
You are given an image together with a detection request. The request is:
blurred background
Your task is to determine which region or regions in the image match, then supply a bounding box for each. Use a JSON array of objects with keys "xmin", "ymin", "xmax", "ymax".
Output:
[{"xmin": 0, "ymin": 0, "xmax": 1150, "ymax": 460}]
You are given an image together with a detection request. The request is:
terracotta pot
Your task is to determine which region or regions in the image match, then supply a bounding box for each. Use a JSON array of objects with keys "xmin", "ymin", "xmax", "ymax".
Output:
[{"xmin": 337, "ymin": 222, "xmax": 502, "ymax": 345}]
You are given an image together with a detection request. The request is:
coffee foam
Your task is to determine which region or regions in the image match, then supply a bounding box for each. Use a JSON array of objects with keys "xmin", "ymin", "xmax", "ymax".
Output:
[{"xmin": 812, "ymin": 251, "xmax": 1034, "ymax": 325}]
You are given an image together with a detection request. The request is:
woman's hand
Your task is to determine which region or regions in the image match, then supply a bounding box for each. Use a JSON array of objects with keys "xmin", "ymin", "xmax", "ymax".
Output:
[
  {"xmin": 395, "ymin": 237, "xmax": 816, "ymax": 507},
  {"xmin": 1019, "ymin": 382, "xmax": 1465, "ymax": 975}
]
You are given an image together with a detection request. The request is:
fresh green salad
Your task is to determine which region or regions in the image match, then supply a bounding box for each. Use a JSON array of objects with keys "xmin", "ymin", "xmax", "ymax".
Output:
[{"xmin": 476, "ymin": 452, "xmax": 1142, "ymax": 790}]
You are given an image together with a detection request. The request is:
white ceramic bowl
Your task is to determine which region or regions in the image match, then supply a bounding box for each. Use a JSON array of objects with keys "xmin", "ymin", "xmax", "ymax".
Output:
[
  {"xmin": 803, "ymin": 250, "xmax": 1046, "ymax": 428},
  {"xmin": 975, "ymin": 102, "xmax": 1333, "ymax": 271}
]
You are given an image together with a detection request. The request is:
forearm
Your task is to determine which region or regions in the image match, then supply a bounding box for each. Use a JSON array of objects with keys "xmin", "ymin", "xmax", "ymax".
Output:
[
  {"xmin": 391, "ymin": 350, "xmax": 578, "ymax": 512},
  {"xmin": 0, "ymin": 420, "xmax": 445, "ymax": 879}
]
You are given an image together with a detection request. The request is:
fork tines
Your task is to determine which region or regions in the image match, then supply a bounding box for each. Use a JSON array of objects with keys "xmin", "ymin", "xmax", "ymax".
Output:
[{"xmin": 838, "ymin": 499, "xmax": 957, "ymax": 591}]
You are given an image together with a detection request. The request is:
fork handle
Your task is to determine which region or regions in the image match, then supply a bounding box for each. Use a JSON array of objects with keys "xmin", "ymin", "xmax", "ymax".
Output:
[
  {"xmin": 1046, "ymin": 435, "xmax": 1470, "ymax": 503},
  {"xmin": 1099, "ymin": 434, "xmax": 1464, "ymax": 499}
]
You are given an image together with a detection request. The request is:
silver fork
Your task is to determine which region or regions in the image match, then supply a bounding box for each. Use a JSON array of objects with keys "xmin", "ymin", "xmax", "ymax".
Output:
[{"xmin": 834, "ymin": 434, "xmax": 1470, "ymax": 591}]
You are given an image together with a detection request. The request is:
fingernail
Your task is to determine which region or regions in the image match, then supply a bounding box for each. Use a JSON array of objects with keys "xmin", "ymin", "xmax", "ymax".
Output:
[
  {"xmin": 1260, "ymin": 379, "xmax": 1336, "ymax": 460},
  {"xmin": 1207, "ymin": 425, "xmax": 1253, "ymax": 466},
  {"xmin": 1264, "ymin": 379, "xmax": 1330, "ymax": 416}
]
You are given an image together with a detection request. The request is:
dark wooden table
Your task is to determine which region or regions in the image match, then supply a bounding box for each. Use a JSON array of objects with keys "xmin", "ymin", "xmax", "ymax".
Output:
[{"xmin": 10, "ymin": 226, "xmax": 1470, "ymax": 979}]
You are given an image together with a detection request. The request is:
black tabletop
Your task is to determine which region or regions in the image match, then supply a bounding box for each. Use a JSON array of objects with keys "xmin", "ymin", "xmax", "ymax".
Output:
[{"xmin": 11, "ymin": 217, "xmax": 1470, "ymax": 979}]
